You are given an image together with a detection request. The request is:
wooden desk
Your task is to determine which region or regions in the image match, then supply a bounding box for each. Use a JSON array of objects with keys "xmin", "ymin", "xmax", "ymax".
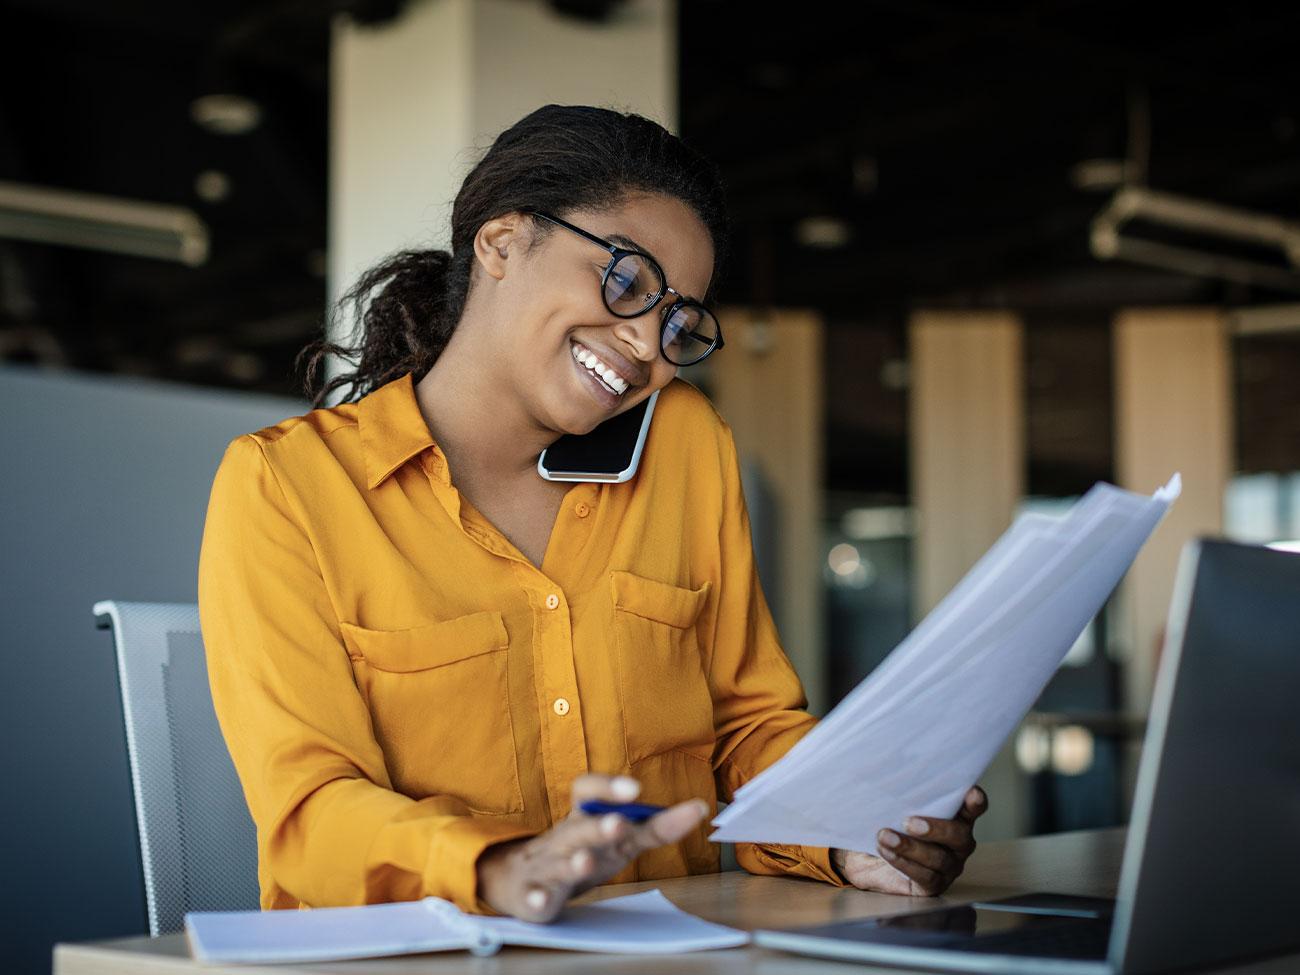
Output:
[{"xmin": 52, "ymin": 828, "xmax": 1299, "ymax": 974}]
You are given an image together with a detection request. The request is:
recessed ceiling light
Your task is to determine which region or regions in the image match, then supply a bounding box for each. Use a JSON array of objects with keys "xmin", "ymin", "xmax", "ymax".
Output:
[
  {"xmin": 190, "ymin": 94, "xmax": 262, "ymax": 136},
  {"xmin": 194, "ymin": 170, "xmax": 231, "ymax": 203},
  {"xmin": 795, "ymin": 215, "xmax": 852, "ymax": 249}
]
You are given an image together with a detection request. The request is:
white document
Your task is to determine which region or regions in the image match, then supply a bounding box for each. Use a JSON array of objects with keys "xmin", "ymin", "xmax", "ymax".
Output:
[
  {"xmin": 710, "ymin": 474, "xmax": 1181, "ymax": 854},
  {"xmin": 185, "ymin": 889, "xmax": 750, "ymax": 963}
]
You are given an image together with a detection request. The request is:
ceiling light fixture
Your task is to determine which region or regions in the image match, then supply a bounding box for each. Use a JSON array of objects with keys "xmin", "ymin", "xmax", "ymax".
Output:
[
  {"xmin": 0, "ymin": 180, "xmax": 210, "ymax": 266},
  {"xmin": 1090, "ymin": 186, "xmax": 1300, "ymax": 294}
]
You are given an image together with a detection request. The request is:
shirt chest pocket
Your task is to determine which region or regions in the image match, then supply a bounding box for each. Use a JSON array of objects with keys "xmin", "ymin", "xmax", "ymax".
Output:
[
  {"xmin": 610, "ymin": 570, "xmax": 715, "ymax": 766},
  {"xmin": 339, "ymin": 611, "xmax": 523, "ymax": 815}
]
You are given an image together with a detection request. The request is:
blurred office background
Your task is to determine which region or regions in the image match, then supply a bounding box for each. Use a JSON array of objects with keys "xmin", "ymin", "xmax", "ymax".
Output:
[{"xmin": 3, "ymin": 1, "xmax": 1299, "ymax": 971}]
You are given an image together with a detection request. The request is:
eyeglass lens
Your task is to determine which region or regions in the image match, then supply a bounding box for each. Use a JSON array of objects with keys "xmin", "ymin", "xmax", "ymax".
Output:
[{"xmin": 604, "ymin": 253, "xmax": 719, "ymax": 365}]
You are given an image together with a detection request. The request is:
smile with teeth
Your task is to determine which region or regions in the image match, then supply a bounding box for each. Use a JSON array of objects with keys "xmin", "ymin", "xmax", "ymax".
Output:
[{"xmin": 571, "ymin": 341, "xmax": 630, "ymax": 395}]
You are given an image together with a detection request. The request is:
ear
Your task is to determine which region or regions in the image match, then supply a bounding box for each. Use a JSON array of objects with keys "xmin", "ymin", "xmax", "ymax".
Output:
[{"xmin": 472, "ymin": 212, "xmax": 532, "ymax": 282}]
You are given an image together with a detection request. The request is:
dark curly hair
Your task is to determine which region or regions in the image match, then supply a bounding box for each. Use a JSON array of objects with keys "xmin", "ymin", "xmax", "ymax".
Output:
[{"xmin": 295, "ymin": 103, "xmax": 732, "ymax": 409}]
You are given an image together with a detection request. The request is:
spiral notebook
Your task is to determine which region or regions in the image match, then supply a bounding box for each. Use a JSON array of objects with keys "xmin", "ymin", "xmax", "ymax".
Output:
[{"xmin": 184, "ymin": 889, "xmax": 749, "ymax": 963}]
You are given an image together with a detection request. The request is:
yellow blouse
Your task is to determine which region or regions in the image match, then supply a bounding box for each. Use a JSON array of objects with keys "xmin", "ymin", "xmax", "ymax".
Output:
[{"xmin": 197, "ymin": 369, "xmax": 848, "ymax": 915}]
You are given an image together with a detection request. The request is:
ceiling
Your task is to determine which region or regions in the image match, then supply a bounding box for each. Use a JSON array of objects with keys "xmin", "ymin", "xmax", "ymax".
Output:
[
  {"xmin": 2, "ymin": 0, "xmax": 1298, "ymax": 485},
  {"xmin": 683, "ymin": 0, "xmax": 1300, "ymax": 315}
]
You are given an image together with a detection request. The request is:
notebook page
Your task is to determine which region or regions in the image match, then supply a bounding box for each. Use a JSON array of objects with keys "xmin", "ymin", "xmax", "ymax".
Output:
[
  {"xmin": 186, "ymin": 889, "xmax": 748, "ymax": 962},
  {"xmin": 185, "ymin": 899, "xmax": 468, "ymax": 964},
  {"xmin": 474, "ymin": 890, "xmax": 750, "ymax": 954}
]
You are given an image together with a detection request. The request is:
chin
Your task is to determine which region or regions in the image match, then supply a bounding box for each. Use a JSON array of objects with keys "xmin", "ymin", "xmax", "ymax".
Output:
[
  {"xmin": 552, "ymin": 382, "xmax": 641, "ymax": 435},
  {"xmin": 547, "ymin": 402, "xmax": 606, "ymax": 438}
]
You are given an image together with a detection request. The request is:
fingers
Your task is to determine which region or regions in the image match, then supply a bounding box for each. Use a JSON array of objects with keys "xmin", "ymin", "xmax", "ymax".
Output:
[
  {"xmin": 514, "ymin": 833, "xmax": 612, "ymax": 923},
  {"xmin": 901, "ymin": 815, "xmax": 976, "ymax": 857},
  {"xmin": 559, "ymin": 797, "xmax": 709, "ymax": 886},
  {"xmin": 875, "ymin": 831, "xmax": 950, "ymax": 894},
  {"xmin": 879, "ymin": 828, "xmax": 961, "ymax": 875},
  {"xmin": 506, "ymin": 814, "xmax": 631, "ymax": 921},
  {"xmin": 500, "ymin": 784, "xmax": 709, "ymax": 923},
  {"xmin": 569, "ymin": 773, "xmax": 641, "ymax": 806},
  {"xmin": 956, "ymin": 785, "xmax": 988, "ymax": 824},
  {"xmin": 552, "ymin": 810, "xmax": 635, "ymax": 857},
  {"xmin": 632, "ymin": 799, "xmax": 710, "ymax": 853},
  {"xmin": 534, "ymin": 797, "xmax": 706, "ymax": 885}
]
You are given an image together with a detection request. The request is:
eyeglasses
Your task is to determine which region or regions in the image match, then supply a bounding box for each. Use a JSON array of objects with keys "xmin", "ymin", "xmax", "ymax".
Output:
[{"xmin": 525, "ymin": 209, "xmax": 725, "ymax": 367}]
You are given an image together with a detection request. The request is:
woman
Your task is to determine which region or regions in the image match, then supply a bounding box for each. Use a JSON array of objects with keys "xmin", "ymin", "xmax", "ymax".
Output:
[{"xmin": 197, "ymin": 104, "xmax": 987, "ymax": 924}]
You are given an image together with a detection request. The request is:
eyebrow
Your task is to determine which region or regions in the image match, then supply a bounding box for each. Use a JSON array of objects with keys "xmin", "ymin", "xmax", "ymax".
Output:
[{"xmin": 607, "ymin": 232, "xmax": 704, "ymax": 304}]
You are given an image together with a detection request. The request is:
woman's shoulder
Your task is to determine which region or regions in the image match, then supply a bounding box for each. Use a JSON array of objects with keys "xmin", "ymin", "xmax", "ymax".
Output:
[
  {"xmin": 655, "ymin": 375, "xmax": 730, "ymax": 438},
  {"xmin": 651, "ymin": 376, "xmax": 738, "ymax": 473},
  {"xmin": 215, "ymin": 395, "xmax": 363, "ymax": 491}
]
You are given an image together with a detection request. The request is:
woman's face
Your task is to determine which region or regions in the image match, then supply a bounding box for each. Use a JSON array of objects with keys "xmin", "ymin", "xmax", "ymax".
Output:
[{"xmin": 482, "ymin": 192, "xmax": 716, "ymax": 438}]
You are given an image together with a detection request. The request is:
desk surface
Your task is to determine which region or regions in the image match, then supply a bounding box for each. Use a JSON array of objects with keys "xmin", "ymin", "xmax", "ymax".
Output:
[{"xmin": 53, "ymin": 828, "xmax": 1299, "ymax": 974}]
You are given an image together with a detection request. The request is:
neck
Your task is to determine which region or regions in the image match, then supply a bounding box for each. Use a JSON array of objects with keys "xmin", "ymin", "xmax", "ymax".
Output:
[{"xmin": 413, "ymin": 321, "xmax": 559, "ymax": 486}]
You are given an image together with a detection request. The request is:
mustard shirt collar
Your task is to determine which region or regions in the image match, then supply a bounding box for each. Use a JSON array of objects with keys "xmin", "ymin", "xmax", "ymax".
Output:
[{"xmin": 358, "ymin": 371, "xmax": 444, "ymax": 489}]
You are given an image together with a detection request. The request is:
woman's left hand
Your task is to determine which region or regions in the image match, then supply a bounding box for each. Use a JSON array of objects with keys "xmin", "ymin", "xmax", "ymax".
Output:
[{"xmin": 830, "ymin": 785, "xmax": 988, "ymax": 896}]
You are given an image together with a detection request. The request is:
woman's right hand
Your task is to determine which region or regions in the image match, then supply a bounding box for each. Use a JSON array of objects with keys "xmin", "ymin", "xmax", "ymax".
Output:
[{"xmin": 475, "ymin": 773, "xmax": 709, "ymax": 922}]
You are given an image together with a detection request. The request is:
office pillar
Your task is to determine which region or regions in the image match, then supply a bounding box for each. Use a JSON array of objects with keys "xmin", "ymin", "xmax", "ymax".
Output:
[
  {"xmin": 909, "ymin": 311, "xmax": 1025, "ymax": 612},
  {"xmin": 1112, "ymin": 309, "xmax": 1232, "ymax": 714},
  {"xmin": 909, "ymin": 310, "xmax": 1027, "ymax": 841},
  {"xmin": 704, "ymin": 308, "xmax": 827, "ymax": 715},
  {"xmin": 327, "ymin": 0, "xmax": 677, "ymax": 400}
]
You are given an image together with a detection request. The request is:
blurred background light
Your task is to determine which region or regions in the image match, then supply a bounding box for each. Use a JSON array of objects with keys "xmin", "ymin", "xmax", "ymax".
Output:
[
  {"xmin": 189, "ymin": 93, "xmax": 262, "ymax": 136},
  {"xmin": 795, "ymin": 215, "xmax": 852, "ymax": 249},
  {"xmin": 1051, "ymin": 725, "xmax": 1096, "ymax": 777}
]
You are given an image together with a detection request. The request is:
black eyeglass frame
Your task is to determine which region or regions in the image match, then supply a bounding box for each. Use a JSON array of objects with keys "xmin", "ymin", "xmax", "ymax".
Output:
[{"xmin": 524, "ymin": 209, "xmax": 725, "ymax": 366}]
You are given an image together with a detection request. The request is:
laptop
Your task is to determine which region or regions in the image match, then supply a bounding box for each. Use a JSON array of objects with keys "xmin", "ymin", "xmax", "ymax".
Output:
[{"xmin": 755, "ymin": 538, "xmax": 1300, "ymax": 974}]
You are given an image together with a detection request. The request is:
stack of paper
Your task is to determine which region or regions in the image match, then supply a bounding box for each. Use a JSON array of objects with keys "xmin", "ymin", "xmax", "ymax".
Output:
[
  {"xmin": 710, "ymin": 474, "xmax": 1182, "ymax": 854},
  {"xmin": 185, "ymin": 889, "xmax": 749, "ymax": 963}
]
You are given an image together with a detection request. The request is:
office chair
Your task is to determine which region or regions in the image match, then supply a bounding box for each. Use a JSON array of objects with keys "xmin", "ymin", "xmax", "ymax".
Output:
[{"xmin": 94, "ymin": 600, "xmax": 259, "ymax": 935}]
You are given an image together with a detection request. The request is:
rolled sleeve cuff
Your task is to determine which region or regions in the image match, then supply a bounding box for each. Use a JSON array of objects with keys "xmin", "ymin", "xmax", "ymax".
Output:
[
  {"xmin": 425, "ymin": 817, "xmax": 539, "ymax": 914},
  {"xmin": 736, "ymin": 841, "xmax": 853, "ymax": 888}
]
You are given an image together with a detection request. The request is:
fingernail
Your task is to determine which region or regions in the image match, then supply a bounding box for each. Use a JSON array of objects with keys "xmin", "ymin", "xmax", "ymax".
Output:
[
  {"xmin": 601, "ymin": 813, "xmax": 622, "ymax": 836},
  {"xmin": 878, "ymin": 829, "xmax": 900, "ymax": 848},
  {"xmin": 526, "ymin": 889, "xmax": 546, "ymax": 909},
  {"xmin": 693, "ymin": 799, "xmax": 710, "ymax": 817},
  {"xmin": 570, "ymin": 850, "xmax": 589, "ymax": 873},
  {"xmin": 611, "ymin": 776, "xmax": 639, "ymax": 800},
  {"xmin": 905, "ymin": 817, "xmax": 928, "ymax": 835}
]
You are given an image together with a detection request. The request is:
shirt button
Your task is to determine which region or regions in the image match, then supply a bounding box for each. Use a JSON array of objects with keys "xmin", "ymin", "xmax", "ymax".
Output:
[
  {"xmin": 544, "ymin": 593, "xmax": 560, "ymax": 610},
  {"xmin": 574, "ymin": 501, "xmax": 591, "ymax": 518},
  {"xmin": 553, "ymin": 697, "xmax": 570, "ymax": 716}
]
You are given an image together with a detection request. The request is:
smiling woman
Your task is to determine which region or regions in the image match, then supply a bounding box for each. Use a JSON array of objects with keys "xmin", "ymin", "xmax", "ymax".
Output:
[{"xmin": 198, "ymin": 104, "xmax": 984, "ymax": 928}]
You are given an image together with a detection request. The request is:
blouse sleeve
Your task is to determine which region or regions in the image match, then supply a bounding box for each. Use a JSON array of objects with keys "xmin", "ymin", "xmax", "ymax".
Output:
[
  {"xmin": 197, "ymin": 434, "xmax": 535, "ymax": 913},
  {"xmin": 702, "ymin": 419, "xmax": 851, "ymax": 888}
]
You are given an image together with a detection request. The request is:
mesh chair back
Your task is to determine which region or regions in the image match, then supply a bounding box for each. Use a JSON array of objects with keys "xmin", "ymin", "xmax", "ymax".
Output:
[{"xmin": 94, "ymin": 600, "xmax": 259, "ymax": 934}]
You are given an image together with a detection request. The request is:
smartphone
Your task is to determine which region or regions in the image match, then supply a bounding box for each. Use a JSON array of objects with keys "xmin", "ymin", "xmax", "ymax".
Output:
[{"xmin": 537, "ymin": 389, "xmax": 659, "ymax": 483}]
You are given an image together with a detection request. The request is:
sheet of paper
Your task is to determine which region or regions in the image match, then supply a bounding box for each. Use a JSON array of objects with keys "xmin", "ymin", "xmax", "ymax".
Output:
[
  {"xmin": 710, "ymin": 474, "xmax": 1181, "ymax": 854},
  {"xmin": 185, "ymin": 889, "xmax": 749, "ymax": 963}
]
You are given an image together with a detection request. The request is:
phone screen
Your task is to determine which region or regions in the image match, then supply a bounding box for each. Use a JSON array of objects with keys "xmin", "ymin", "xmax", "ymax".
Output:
[{"xmin": 539, "ymin": 393, "xmax": 654, "ymax": 480}]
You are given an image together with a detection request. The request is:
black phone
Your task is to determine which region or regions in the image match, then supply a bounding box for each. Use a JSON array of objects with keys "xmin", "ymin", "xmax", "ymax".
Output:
[{"xmin": 536, "ymin": 389, "xmax": 659, "ymax": 483}]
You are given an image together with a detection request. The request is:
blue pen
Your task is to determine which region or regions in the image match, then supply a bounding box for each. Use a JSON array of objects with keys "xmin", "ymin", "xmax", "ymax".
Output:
[{"xmin": 579, "ymin": 800, "xmax": 665, "ymax": 822}]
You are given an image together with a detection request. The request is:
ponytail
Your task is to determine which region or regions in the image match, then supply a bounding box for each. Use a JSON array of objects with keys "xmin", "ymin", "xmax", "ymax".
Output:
[{"xmin": 296, "ymin": 248, "xmax": 466, "ymax": 408}]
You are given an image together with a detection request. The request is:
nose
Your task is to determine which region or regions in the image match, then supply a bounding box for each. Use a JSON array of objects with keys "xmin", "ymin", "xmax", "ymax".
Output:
[{"xmin": 611, "ymin": 306, "xmax": 662, "ymax": 365}]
